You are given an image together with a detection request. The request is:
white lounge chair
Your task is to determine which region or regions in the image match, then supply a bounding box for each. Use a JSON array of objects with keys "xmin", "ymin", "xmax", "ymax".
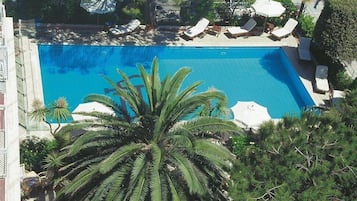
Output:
[
  {"xmin": 315, "ymin": 65, "xmax": 330, "ymax": 93},
  {"xmin": 298, "ymin": 37, "xmax": 312, "ymax": 61},
  {"xmin": 271, "ymin": 18, "xmax": 298, "ymax": 40},
  {"xmin": 227, "ymin": 18, "xmax": 257, "ymax": 38},
  {"xmin": 183, "ymin": 18, "xmax": 210, "ymax": 39},
  {"xmin": 109, "ymin": 19, "xmax": 141, "ymax": 36}
]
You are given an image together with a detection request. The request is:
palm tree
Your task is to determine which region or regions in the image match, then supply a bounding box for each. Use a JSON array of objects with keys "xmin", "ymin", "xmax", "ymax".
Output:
[
  {"xmin": 54, "ymin": 57, "xmax": 242, "ymax": 200},
  {"xmin": 30, "ymin": 97, "xmax": 71, "ymax": 136}
]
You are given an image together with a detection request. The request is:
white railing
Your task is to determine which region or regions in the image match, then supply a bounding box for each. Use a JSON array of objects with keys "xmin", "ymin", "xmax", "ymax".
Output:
[
  {"xmin": 0, "ymin": 57, "xmax": 6, "ymax": 81},
  {"xmin": 0, "ymin": 149, "xmax": 6, "ymax": 178},
  {"xmin": 0, "ymin": 4, "xmax": 6, "ymax": 179}
]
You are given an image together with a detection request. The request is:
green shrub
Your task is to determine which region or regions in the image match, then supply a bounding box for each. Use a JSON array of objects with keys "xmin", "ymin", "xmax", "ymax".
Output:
[
  {"xmin": 313, "ymin": 0, "xmax": 357, "ymax": 63},
  {"xmin": 334, "ymin": 71, "xmax": 354, "ymax": 90},
  {"xmin": 298, "ymin": 14, "xmax": 315, "ymax": 37},
  {"xmin": 20, "ymin": 136, "xmax": 58, "ymax": 173},
  {"xmin": 231, "ymin": 135, "xmax": 247, "ymax": 155}
]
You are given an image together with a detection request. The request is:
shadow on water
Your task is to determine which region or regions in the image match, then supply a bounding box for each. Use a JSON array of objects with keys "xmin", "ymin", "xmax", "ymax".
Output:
[
  {"xmin": 39, "ymin": 44, "xmax": 115, "ymax": 74},
  {"xmin": 259, "ymin": 48, "xmax": 314, "ymax": 109},
  {"xmin": 40, "ymin": 45, "xmax": 168, "ymax": 73},
  {"xmin": 118, "ymin": 46, "xmax": 165, "ymax": 69}
]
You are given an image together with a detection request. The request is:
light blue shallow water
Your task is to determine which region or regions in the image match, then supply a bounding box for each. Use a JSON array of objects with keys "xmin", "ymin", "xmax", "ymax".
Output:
[{"xmin": 38, "ymin": 45, "xmax": 314, "ymax": 119}]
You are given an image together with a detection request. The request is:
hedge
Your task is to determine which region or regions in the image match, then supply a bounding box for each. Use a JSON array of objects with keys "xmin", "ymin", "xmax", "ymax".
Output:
[{"xmin": 313, "ymin": 0, "xmax": 357, "ymax": 63}]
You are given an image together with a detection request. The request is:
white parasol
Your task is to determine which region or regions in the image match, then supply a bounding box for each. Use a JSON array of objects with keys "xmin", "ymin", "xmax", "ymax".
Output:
[
  {"xmin": 252, "ymin": 0, "xmax": 286, "ymax": 29},
  {"xmin": 72, "ymin": 101, "xmax": 114, "ymax": 121},
  {"xmin": 231, "ymin": 101, "xmax": 271, "ymax": 128},
  {"xmin": 80, "ymin": 0, "xmax": 117, "ymax": 14}
]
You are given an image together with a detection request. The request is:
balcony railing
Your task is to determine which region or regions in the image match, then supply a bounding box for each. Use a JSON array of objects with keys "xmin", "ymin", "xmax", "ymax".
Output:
[{"xmin": 0, "ymin": 149, "xmax": 6, "ymax": 178}]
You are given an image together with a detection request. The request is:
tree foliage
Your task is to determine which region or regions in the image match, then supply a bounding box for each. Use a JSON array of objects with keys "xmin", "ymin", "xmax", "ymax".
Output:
[
  {"xmin": 53, "ymin": 58, "xmax": 242, "ymax": 201},
  {"xmin": 313, "ymin": 0, "xmax": 357, "ymax": 63},
  {"xmin": 4, "ymin": 0, "xmax": 144, "ymax": 24},
  {"xmin": 229, "ymin": 89, "xmax": 357, "ymax": 201},
  {"xmin": 20, "ymin": 136, "xmax": 58, "ymax": 173}
]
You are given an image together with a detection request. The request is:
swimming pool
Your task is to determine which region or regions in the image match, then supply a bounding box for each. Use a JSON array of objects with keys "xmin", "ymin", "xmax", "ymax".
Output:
[{"xmin": 38, "ymin": 45, "xmax": 315, "ymax": 119}]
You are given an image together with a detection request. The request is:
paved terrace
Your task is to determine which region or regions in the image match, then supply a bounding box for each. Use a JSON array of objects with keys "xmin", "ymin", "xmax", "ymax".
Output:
[{"xmin": 17, "ymin": 23, "xmax": 330, "ymax": 138}]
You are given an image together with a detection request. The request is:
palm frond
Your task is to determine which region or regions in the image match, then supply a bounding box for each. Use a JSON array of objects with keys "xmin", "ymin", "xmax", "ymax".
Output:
[
  {"xmin": 128, "ymin": 153, "xmax": 147, "ymax": 187},
  {"xmin": 168, "ymin": 90, "xmax": 228, "ymax": 121},
  {"xmin": 117, "ymin": 69, "xmax": 147, "ymax": 114},
  {"xmin": 160, "ymin": 174, "xmax": 169, "ymax": 201},
  {"xmin": 105, "ymin": 165, "xmax": 132, "ymax": 201},
  {"xmin": 43, "ymin": 152, "xmax": 64, "ymax": 169},
  {"xmin": 84, "ymin": 93, "xmax": 131, "ymax": 121},
  {"xmin": 29, "ymin": 107, "xmax": 48, "ymax": 122},
  {"xmin": 194, "ymin": 139, "xmax": 235, "ymax": 168},
  {"xmin": 182, "ymin": 117, "xmax": 242, "ymax": 134},
  {"xmin": 128, "ymin": 170, "xmax": 148, "ymax": 201},
  {"xmin": 150, "ymin": 58, "xmax": 161, "ymax": 108},
  {"xmin": 160, "ymin": 67, "xmax": 192, "ymax": 104},
  {"xmin": 167, "ymin": 175, "xmax": 181, "ymax": 201},
  {"xmin": 170, "ymin": 153, "xmax": 207, "ymax": 195},
  {"xmin": 161, "ymin": 81, "xmax": 202, "ymax": 118},
  {"xmin": 67, "ymin": 130, "xmax": 117, "ymax": 156},
  {"xmin": 59, "ymin": 155, "xmax": 107, "ymax": 179},
  {"xmin": 150, "ymin": 144, "xmax": 162, "ymax": 201},
  {"xmin": 155, "ymin": 76, "xmax": 170, "ymax": 111},
  {"xmin": 99, "ymin": 143, "xmax": 143, "ymax": 174},
  {"xmin": 91, "ymin": 167, "xmax": 129, "ymax": 201},
  {"xmin": 137, "ymin": 58, "xmax": 162, "ymax": 113},
  {"xmin": 83, "ymin": 93, "xmax": 117, "ymax": 110},
  {"xmin": 153, "ymin": 81, "xmax": 202, "ymax": 138},
  {"xmin": 58, "ymin": 165, "xmax": 99, "ymax": 197},
  {"xmin": 165, "ymin": 134, "xmax": 194, "ymax": 149},
  {"xmin": 138, "ymin": 64, "xmax": 154, "ymax": 112},
  {"xmin": 49, "ymin": 98, "xmax": 71, "ymax": 122},
  {"xmin": 103, "ymin": 74, "xmax": 141, "ymax": 115}
]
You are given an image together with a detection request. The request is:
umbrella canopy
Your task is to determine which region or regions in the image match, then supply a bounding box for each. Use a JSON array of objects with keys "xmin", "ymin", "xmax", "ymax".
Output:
[
  {"xmin": 252, "ymin": 0, "xmax": 286, "ymax": 17},
  {"xmin": 231, "ymin": 101, "xmax": 271, "ymax": 128},
  {"xmin": 80, "ymin": 0, "xmax": 117, "ymax": 14},
  {"xmin": 72, "ymin": 101, "xmax": 115, "ymax": 121}
]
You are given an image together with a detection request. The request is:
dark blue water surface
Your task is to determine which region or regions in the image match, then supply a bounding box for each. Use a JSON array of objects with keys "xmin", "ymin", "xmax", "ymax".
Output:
[{"xmin": 38, "ymin": 45, "xmax": 314, "ymax": 118}]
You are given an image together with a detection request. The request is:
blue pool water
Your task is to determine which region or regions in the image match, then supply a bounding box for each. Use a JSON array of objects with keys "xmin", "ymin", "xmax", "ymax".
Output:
[{"xmin": 38, "ymin": 45, "xmax": 314, "ymax": 119}]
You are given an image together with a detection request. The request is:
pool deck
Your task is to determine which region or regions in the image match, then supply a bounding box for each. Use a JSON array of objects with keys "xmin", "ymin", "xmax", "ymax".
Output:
[{"xmin": 16, "ymin": 23, "xmax": 330, "ymax": 139}]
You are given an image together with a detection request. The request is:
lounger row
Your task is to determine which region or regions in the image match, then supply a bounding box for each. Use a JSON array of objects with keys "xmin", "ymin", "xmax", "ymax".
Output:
[
  {"xmin": 107, "ymin": 17, "xmax": 299, "ymax": 41},
  {"xmin": 183, "ymin": 18, "xmax": 299, "ymax": 40}
]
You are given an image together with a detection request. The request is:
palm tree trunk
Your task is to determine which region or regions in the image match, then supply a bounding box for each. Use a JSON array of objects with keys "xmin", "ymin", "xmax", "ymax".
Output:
[
  {"xmin": 44, "ymin": 118, "xmax": 54, "ymax": 135},
  {"xmin": 298, "ymin": 2, "xmax": 305, "ymax": 17},
  {"xmin": 53, "ymin": 123, "xmax": 61, "ymax": 135}
]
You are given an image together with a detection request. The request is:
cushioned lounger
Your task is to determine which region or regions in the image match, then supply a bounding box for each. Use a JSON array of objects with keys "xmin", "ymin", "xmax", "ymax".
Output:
[
  {"xmin": 298, "ymin": 37, "xmax": 312, "ymax": 61},
  {"xmin": 271, "ymin": 18, "xmax": 298, "ymax": 40},
  {"xmin": 227, "ymin": 18, "xmax": 257, "ymax": 38},
  {"xmin": 109, "ymin": 19, "xmax": 141, "ymax": 36},
  {"xmin": 315, "ymin": 65, "xmax": 330, "ymax": 93},
  {"xmin": 183, "ymin": 18, "xmax": 210, "ymax": 39}
]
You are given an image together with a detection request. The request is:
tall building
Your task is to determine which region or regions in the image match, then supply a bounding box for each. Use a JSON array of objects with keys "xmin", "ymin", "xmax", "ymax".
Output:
[{"xmin": 0, "ymin": 3, "xmax": 22, "ymax": 201}]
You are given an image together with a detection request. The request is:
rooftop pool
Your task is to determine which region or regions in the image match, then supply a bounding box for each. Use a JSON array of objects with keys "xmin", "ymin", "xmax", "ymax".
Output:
[{"xmin": 38, "ymin": 45, "xmax": 315, "ymax": 119}]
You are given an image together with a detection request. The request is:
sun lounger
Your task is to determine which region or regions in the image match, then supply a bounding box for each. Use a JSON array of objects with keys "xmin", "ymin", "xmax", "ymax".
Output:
[
  {"xmin": 227, "ymin": 18, "xmax": 257, "ymax": 38},
  {"xmin": 183, "ymin": 18, "xmax": 210, "ymax": 39},
  {"xmin": 314, "ymin": 65, "xmax": 330, "ymax": 93},
  {"xmin": 109, "ymin": 19, "xmax": 141, "ymax": 36},
  {"xmin": 271, "ymin": 18, "xmax": 298, "ymax": 40},
  {"xmin": 298, "ymin": 37, "xmax": 312, "ymax": 61}
]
